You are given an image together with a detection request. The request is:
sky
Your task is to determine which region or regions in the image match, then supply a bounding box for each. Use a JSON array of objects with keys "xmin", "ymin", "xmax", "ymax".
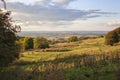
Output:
[{"xmin": 0, "ymin": 0, "xmax": 120, "ymax": 31}]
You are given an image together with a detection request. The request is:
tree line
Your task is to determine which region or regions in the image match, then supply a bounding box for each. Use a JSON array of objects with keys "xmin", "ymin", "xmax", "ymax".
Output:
[{"xmin": 18, "ymin": 37, "xmax": 49, "ymax": 51}]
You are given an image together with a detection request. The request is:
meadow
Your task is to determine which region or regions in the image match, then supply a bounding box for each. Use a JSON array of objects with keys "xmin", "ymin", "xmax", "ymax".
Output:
[{"xmin": 0, "ymin": 38, "xmax": 120, "ymax": 80}]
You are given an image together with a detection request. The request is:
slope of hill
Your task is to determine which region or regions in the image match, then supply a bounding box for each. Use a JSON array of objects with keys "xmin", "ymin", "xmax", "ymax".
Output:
[{"xmin": 0, "ymin": 38, "xmax": 120, "ymax": 80}]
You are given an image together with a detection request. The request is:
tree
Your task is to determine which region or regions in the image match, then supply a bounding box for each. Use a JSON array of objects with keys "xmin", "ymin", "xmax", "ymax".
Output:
[
  {"xmin": 23, "ymin": 37, "xmax": 33, "ymax": 50},
  {"xmin": 105, "ymin": 27, "xmax": 120, "ymax": 46},
  {"xmin": 0, "ymin": 10, "xmax": 20, "ymax": 67},
  {"xmin": 67, "ymin": 36, "xmax": 78, "ymax": 42},
  {"xmin": 34, "ymin": 37, "xmax": 49, "ymax": 49},
  {"xmin": 114, "ymin": 27, "xmax": 120, "ymax": 41}
]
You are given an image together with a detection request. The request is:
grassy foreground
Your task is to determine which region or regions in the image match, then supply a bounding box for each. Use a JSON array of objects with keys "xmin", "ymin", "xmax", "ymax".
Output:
[{"xmin": 0, "ymin": 38, "xmax": 120, "ymax": 80}]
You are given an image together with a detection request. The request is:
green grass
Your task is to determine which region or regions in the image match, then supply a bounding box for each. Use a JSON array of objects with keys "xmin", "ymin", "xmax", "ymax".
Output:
[
  {"xmin": 20, "ymin": 38, "xmax": 120, "ymax": 62},
  {"xmin": 0, "ymin": 38, "xmax": 120, "ymax": 80}
]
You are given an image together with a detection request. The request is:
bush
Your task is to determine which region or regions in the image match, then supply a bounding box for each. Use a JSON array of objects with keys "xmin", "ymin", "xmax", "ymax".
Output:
[
  {"xmin": 114, "ymin": 27, "xmax": 120, "ymax": 41},
  {"xmin": 34, "ymin": 37, "xmax": 49, "ymax": 49},
  {"xmin": 67, "ymin": 36, "xmax": 78, "ymax": 42},
  {"xmin": 0, "ymin": 10, "xmax": 20, "ymax": 67},
  {"xmin": 105, "ymin": 27, "xmax": 120, "ymax": 46},
  {"xmin": 23, "ymin": 37, "xmax": 33, "ymax": 50},
  {"xmin": 16, "ymin": 39, "xmax": 24, "ymax": 51}
]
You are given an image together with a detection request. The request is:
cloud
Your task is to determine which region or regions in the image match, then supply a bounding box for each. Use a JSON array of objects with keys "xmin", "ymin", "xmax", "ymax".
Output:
[
  {"xmin": 3, "ymin": 2, "xmax": 113, "ymax": 22},
  {"xmin": 0, "ymin": 1, "xmax": 117, "ymax": 31},
  {"xmin": 106, "ymin": 20, "xmax": 120, "ymax": 27},
  {"xmin": 6, "ymin": 0, "xmax": 75, "ymax": 5},
  {"xmin": 51, "ymin": 0, "xmax": 76, "ymax": 5}
]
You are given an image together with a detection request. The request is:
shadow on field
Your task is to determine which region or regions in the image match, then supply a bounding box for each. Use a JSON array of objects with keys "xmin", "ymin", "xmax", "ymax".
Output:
[
  {"xmin": 0, "ymin": 53, "xmax": 120, "ymax": 80},
  {"xmin": 17, "ymin": 53, "xmax": 120, "ymax": 67},
  {"xmin": 0, "ymin": 67, "xmax": 66, "ymax": 80}
]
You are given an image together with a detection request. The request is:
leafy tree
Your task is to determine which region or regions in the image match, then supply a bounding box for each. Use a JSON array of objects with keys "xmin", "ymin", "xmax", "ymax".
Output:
[
  {"xmin": 34, "ymin": 37, "xmax": 49, "ymax": 49},
  {"xmin": 114, "ymin": 27, "xmax": 120, "ymax": 41},
  {"xmin": 0, "ymin": 10, "xmax": 20, "ymax": 67},
  {"xmin": 23, "ymin": 37, "xmax": 33, "ymax": 50},
  {"xmin": 105, "ymin": 27, "xmax": 120, "ymax": 46},
  {"xmin": 68, "ymin": 36, "xmax": 78, "ymax": 42},
  {"xmin": 16, "ymin": 38, "xmax": 24, "ymax": 51}
]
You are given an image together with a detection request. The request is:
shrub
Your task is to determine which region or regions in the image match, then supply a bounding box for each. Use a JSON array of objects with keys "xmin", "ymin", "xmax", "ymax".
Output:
[
  {"xmin": 16, "ymin": 38, "xmax": 24, "ymax": 51},
  {"xmin": 114, "ymin": 27, "xmax": 120, "ymax": 41},
  {"xmin": 23, "ymin": 37, "xmax": 33, "ymax": 50},
  {"xmin": 67, "ymin": 36, "xmax": 78, "ymax": 42},
  {"xmin": 34, "ymin": 37, "xmax": 49, "ymax": 49},
  {"xmin": 105, "ymin": 27, "xmax": 120, "ymax": 46}
]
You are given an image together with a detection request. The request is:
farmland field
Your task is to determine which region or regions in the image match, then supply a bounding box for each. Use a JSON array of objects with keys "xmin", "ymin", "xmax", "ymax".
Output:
[{"xmin": 0, "ymin": 38, "xmax": 120, "ymax": 80}]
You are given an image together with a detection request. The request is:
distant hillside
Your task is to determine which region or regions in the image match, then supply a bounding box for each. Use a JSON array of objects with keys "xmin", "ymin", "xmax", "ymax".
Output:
[{"xmin": 17, "ymin": 31, "xmax": 107, "ymax": 37}]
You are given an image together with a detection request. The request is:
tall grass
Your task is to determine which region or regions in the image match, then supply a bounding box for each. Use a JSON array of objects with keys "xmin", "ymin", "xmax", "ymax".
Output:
[
  {"xmin": 0, "ymin": 38, "xmax": 120, "ymax": 80},
  {"xmin": 0, "ymin": 51, "xmax": 120, "ymax": 80}
]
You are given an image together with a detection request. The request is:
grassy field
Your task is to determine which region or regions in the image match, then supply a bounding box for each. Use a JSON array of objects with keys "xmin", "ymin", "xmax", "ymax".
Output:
[{"xmin": 0, "ymin": 38, "xmax": 120, "ymax": 80}]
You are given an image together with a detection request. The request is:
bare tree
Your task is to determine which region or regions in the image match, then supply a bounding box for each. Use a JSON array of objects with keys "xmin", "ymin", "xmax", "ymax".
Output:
[{"xmin": 0, "ymin": 0, "xmax": 21, "ymax": 32}]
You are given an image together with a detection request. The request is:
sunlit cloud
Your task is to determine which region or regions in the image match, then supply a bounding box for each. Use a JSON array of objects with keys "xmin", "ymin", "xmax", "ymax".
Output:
[
  {"xmin": 0, "ymin": 0, "xmax": 119, "ymax": 31},
  {"xmin": 106, "ymin": 20, "xmax": 120, "ymax": 27}
]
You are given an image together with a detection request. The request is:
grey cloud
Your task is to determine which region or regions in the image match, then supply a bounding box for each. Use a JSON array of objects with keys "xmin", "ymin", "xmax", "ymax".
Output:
[
  {"xmin": 34, "ymin": 0, "xmax": 76, "ymax": 6},
  {"xmin": 3, "ymin": 2, "xmax": 114, "ymax": 22},
  {"xmin": 51, "ymin": 0, "xmax": 76, "ymax": 6},
  {"xmin": 0, "ymin": 2, "xmax": 116, "ymax": 28}
]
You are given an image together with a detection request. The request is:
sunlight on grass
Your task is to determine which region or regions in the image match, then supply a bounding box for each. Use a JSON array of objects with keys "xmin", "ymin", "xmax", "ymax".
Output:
[{"xmin": 20, "ymin": 38, "xmax": 120, "ymax": 62}]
